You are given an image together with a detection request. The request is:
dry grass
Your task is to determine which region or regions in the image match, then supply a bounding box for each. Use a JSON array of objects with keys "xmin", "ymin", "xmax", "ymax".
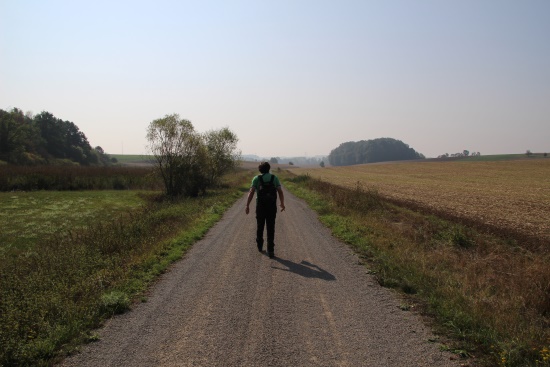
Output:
[
  {"xmin": 289, "ymin": 158, "xmax": 550, "ymax": 364},
  {"xmin": 292, "ymin": 159, "xmax": 550, "ymax": 249},
  {"xmin": 284, "ymin": 171, "xmax": 549, "ymax": 366}
]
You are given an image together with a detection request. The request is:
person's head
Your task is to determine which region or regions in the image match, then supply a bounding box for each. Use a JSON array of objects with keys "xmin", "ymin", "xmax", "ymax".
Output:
[{"xmin": 258, "ymin": 161, "xmax": 271, "ymax": 174}]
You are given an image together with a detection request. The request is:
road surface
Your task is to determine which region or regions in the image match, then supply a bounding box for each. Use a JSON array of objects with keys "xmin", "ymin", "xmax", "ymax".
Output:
[{"xmin": 61, "ymin": 191, "xmax": 462, "ymax": 366}]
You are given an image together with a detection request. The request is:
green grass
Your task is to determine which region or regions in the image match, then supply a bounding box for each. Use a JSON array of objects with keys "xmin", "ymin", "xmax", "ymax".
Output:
[
  {"xmin": 0, "ymin": 191, "xmax": 147, "ymax": 252},
  {"xmin": 0, "ymin": 170, "xmax": 252, "ymax": 366}
]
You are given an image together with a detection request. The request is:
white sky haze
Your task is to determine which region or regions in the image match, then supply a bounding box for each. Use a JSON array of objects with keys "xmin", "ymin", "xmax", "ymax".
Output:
[{"xmin": 1, "ymin": 0, "xmax": 549, "ymax": 158}]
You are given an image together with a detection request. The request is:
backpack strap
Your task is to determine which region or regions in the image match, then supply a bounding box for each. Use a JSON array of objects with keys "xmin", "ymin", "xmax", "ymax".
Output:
[
  {"xmin": 258, "ymin": 174, "xmax": 274, "ymax": 184},
  {"xmin": 258, "ymin": 173, "xmax": 265, "ymax": 186}
]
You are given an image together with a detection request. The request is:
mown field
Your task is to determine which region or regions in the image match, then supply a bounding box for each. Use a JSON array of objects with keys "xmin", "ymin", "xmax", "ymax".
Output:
[{"xmin": 292, "ymin": 159, "xmax": 550, "ymax": 248}]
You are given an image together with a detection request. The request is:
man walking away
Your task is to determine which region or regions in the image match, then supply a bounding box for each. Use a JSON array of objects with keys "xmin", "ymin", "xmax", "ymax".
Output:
[{"xmin": 245, "ymin": 162, "xmax": 285, "ymax": 258}]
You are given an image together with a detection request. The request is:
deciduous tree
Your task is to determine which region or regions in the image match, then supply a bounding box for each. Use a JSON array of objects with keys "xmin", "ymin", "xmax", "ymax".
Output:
[
  {"xmin": 147, "ymin": 114, "xmax": 240, "ymax": 197},
  {"xmin": 204, "ymin": 127, "xmax": 240, "ymax": 187},
  {"xmin": 328, "ymin": 138, "xmax": 424, "ymax": 166}
]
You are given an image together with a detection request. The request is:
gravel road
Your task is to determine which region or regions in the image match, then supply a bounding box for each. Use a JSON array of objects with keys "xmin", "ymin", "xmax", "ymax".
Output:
[{"xmin": 61, "ymin": 191, "xmax": 463, "ymax": 367}]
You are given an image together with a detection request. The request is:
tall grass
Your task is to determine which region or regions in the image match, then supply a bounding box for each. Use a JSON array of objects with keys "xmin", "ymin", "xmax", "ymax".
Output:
[
  {"xmin": 284, "ymin": 173, "xmax": 550, "ymax": 367},
  {"xmin": 0, "ymin": 170, "xmax": 251, "ymax": 366},
  {"xmin": 0, "ymin": 165, "xmax": 162, "ymax": 191}
]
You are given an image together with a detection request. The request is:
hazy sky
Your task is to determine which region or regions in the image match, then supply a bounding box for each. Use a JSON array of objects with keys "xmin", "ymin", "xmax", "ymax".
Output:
[{"xmin": 1, "ymin": 1, "xmax": 549, "ymax": 158}]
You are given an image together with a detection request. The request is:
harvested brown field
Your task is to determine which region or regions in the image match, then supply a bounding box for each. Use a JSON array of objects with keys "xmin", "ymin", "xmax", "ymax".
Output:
[{"xmin": 292, "ymin": 159, "xmax": 550, "ymax": 248}]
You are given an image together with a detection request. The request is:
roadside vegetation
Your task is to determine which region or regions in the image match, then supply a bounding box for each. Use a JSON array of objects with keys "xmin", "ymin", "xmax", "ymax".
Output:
[
  {"xmin": 146, "ymin": 114, "xmax": 240, "ymax": 198},
  {"xmin": 1, "ymin": 108, "xmax": 248, "ymax": 367},
  {"xmin": 0, "ymin": 166, "xmax": 251, "ymax": 366},
  {"xmin": 283, "ymin": 171, "xmax": 549, "ymax": 367}
]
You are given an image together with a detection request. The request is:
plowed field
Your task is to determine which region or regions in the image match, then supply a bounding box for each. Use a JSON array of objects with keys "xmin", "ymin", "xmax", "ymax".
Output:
[{"xmin": 292, "ymin": 159, "xmax": 550, "ymax": 246}]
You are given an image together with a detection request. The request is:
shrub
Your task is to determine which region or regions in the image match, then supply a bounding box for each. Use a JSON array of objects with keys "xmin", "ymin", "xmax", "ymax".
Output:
[{"xmin": 100, "ymin": 291, "xmax": 131, "ymax": 315}]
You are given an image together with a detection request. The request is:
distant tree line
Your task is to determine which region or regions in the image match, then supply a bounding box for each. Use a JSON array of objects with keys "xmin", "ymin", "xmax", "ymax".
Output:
[
  {"xmin": 0, "ymin": 107, "xmax": 115, "ymax": 165},
  {"xmin": 328, "ymin": 138, "xmax": 425, "ymax": 166},
  {"xmin": 279, "ymin": 156, "xmax": 326, "ymax": 166},
  {"xmin": 437, "ymin": 150, "xmax": 481, "ymax": 158}
]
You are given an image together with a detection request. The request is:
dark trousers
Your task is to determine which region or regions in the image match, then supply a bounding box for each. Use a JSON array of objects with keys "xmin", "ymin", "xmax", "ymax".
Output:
[{"xmin": 256, "ymin": 204, "xmax": 277, "ymax": 253}]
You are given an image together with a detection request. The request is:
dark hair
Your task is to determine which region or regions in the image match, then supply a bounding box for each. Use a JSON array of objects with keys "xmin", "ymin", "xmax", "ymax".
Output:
[{"xmin": 258, "ymin": 161, "xmax": 271, "ymax": 174}]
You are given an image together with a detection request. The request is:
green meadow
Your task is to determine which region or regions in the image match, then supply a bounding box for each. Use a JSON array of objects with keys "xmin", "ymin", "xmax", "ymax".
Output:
[
  {"xmin": 0, "ymin": 167, "xmax": 251, "ymax": 366},
  {"xmin": 0, "ymin": 191, "xmax": 146, "ymax": 252}
]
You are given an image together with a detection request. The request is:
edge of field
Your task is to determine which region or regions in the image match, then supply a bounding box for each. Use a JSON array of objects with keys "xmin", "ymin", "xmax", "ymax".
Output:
[{"xmin": 280, "ymin": 167, "xmax": 549, "ymax": 367}]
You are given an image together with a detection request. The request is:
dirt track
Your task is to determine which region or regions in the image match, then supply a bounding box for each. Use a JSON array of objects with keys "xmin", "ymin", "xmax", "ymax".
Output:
[{"xmin": 61, "ymin": 191, "xmax": 463, "ymax": 367}]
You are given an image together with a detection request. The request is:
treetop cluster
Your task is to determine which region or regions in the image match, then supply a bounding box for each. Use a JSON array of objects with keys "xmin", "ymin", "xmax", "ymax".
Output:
[
  {"xmin": 328, "ymin": 137, "xmax": 425, "ymax": 166},
  {"xmin": 0, "ymin": 108, "xmax": 115, "ymax": 166},
  {"xmin": 146, "ymin": 113, "xmax": 240, "ymax": 197}
]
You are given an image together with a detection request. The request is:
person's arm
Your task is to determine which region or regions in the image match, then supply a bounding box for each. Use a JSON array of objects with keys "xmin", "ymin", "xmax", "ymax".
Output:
[
  {"xmin": 245, "ymin": 187, "xmax": 255, "ymax": 215},
  {"xmin": 277, "ymin": 186, "xmax": 285, "ymax": 212}
]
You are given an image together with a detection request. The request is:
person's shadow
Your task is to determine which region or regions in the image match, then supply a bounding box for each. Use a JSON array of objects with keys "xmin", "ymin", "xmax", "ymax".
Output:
[{"xmin": 271, "ymin": 257, "xmax": 336, "ymax": 281}]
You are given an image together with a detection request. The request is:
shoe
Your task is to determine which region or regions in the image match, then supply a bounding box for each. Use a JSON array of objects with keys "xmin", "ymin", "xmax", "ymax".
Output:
[
  {"xmin": 268, "ymin": 252, "xmax": 275, "ymax": 259},
  {"xmin": 257, "ymin": 246, "xmax": 263, "ymax": 252}
]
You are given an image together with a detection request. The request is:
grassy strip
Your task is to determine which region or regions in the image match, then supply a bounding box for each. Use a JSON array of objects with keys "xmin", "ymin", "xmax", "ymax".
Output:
[
  {"xmin": 0, "ymin": 171, "xmax": 251, "ymax": 366},
  {"xmin": 282, "ymin": 172, "xmax": 550, "ymax": 367}
]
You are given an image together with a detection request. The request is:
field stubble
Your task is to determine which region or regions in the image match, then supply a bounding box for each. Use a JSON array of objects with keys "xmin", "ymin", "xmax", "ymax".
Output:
[
  {"xmin": 284, "ymin": 163, "xmax": 549, "ymax": 366},
  {"xmin": 293, "ymin": 160, "xmax": 550, "ymax": 249}
]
